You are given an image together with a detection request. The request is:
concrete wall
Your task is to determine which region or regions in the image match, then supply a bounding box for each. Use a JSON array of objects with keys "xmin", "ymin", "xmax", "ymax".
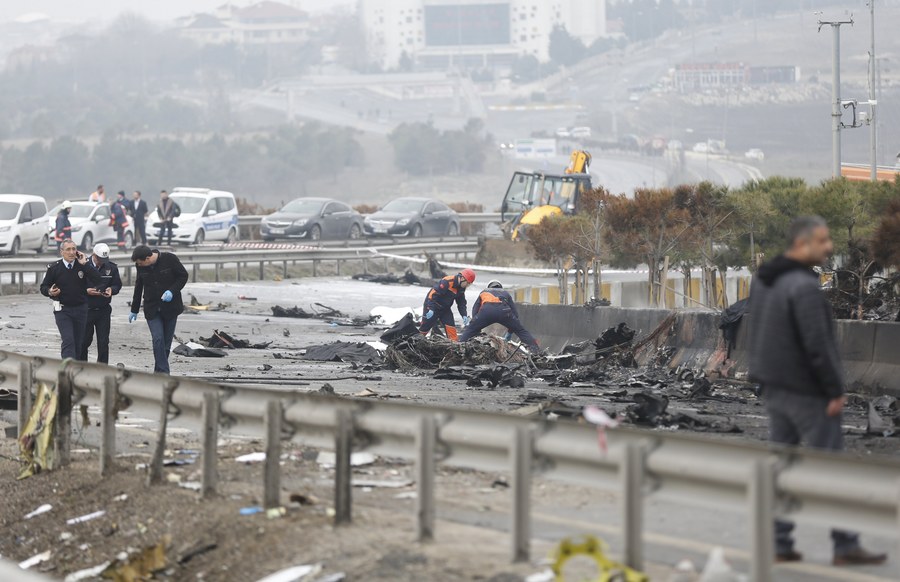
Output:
[{"xmin": 518, "ymin": 304, "xmax": 900, "ymax": 395}]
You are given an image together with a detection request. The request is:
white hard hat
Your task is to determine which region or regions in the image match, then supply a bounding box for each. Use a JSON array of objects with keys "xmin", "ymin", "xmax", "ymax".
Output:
[
  {"xmin": 487, "ymin": 280, "xmax": 503, "ymax": 289},
  {"xmin": 62, "ymin": 200, "xmax": 73, "ymax": 209},
  {"xmin": 93, "ymin": 243, "xmax": 110, "ymax": 259}
]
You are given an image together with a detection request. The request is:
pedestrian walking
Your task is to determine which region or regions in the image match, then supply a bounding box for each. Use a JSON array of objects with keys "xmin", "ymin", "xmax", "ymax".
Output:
[
  {"xmin": 88, "ymin": 185, "xmax": 105, "ymax": 203},
  {"xmin": 129, "ymin": 245, "xmax": 188, "ymax": 374},
  {"xmin": 131, "ymin": 190, "xmax": 149, "ymax": 246},
  {"xmin": 156, "ymin": 190, "xmax": 178, "ymax": 246},
  {"xmin": 419, "ymin": 269, "xmax": 475, "ymax": 341},
  {"xmin": 749, "ymin": 216, "xmax": 887, "ymax": 566},
  {"xmin": 79, "ymin": 243, "xmax": 121, "ymax": 364},
  {"xmin": 39, "ymin": 240, "xmax": 102, "ymax": 360},
  {"xmin": 54, "ymin": 201, "xmax": 73, "ymax": 249},
  {"xmin": 111, "ymin": 191, "xmax": 130, "ymax": 251},
  {"xmin": 459, "ymin": 280, "xmax": 540, "ymax": 352}
]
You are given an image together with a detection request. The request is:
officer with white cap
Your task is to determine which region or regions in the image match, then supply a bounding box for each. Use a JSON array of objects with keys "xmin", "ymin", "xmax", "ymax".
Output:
[
  {"xmin": 79, "ymin": 242, "xmax": 122, "ymax": 364},
  {"xmin": 54, "ymin": 200, "xmax": 73, "ymax": 249}
]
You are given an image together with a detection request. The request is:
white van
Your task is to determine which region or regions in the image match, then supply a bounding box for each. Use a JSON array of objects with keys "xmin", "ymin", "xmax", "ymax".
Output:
[
  {"xmin": 0, "ymin": 194, "xmax": 49, "ymax": 255},
  {"xmin": 149, "ymin": 188, "xmax": 239, "ymax": 245}
]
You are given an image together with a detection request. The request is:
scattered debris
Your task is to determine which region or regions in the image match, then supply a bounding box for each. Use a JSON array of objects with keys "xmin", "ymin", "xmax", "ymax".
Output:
[
  {"xmin": 267, "ymin": 507, "xmax": 287, "ymax": 519},
  {"xmin": 235, "ymin": 452, "xmax": 266, "ymax": 463},
  {"xmin": 353, "ymin": 479, "xmax": 413, "ymax": 488},
  {"xmin": 66, "ymin": 510, "xmax": 106, "ymax": 525},
  {"xmin": 255, "ymin": 564, "xmax": 323, "ymax": 582},
  {"xmin": 173, "ymin": 342, "xmax": 228, "ymax": 358},
  {"xmin": 64, "ymin": 562, "xmax": 112, "ymax": 582},
  {"xmin": 18, "ymin": 549, "xmax": 51, "ymax": 569},
  {"xmin": 24, "ymin": 503, "xmax": 52, "ymax": 519},
  {"xmin": 699, "ymin": 546, "xmax": 744, "ymax": 582},
  {"xmin": 353, "ymin": 269, "xmax": 436, "ymax": 287},
  {"xmin": 199, "ymin": 330, "xmax": 272, "ymax": 350},
  {"xmin": 379, "ymin": 312, "xmax": 420, "ymax": 343},
  {"xmin": 177, "ymin": 540, "xmax": 218, "ymax": 565},
  {"xmin": 289, "ymin": 493, "xmax": 317, "ymax": 506},
  {"xmin": 317, "ymin": 451, "xmax": 376, "ymax": 467},
  {"xmin": 353, "ymin": 387, "xmax": 379, "ymax": 398},
  {"xmin": 238, "ymin": 295, "xmax": 258, "ymax": 301},
  {"xmin": 272, "ymin": 303, "xmax": 345, "ymax": 319},
  {"xmin": 259, "ymin": 363, "xmax": 273, "ymax": 372},
  {"xmin": 101, "ymin": 535, "xmax": 171, "ymax": 582},
  {"xmin": 318, "ymin": 384, "xmax": 335, "ymax": 395},
  {"xmin": 240, "ymin": 506, "xmax": 264, "ymax": 516},
  {"xmin": 302, "ymin": 342, "xmax": 383, "ymax": 365},
  {"xmin": 187, "ymin": 295, "xmax": 229, "ymax": 312},
  {"xmin": 17, "ymin": 382, "xmax": 58, "ymax": 479}
]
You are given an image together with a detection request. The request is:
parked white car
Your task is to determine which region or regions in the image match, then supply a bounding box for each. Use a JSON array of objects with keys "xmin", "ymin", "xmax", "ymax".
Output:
[
  {"xmin": 0, "ymin": 194, "xmax": 49, "ymax": 255},
  {"xmin": 745, "ymin": 148, "xmax": 766, "ymax": 161},
  {"xmin": 570, "ymin": 126, "xmax": 592, "ymax": 138},
  {"xmin": 48, "ymin": 201, "xmax": 134, "ymax": 252},
  {"xmin": 148, "ymin": 188, "xmax": 239, "ymax": 245}
]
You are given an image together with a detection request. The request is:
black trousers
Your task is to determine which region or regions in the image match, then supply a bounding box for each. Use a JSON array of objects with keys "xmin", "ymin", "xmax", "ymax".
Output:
[
  {"xmin": 80, "ymin": 305, "xmax": 111, "ymax": 364},
  {"xmin": 157, "ymin": 221, "xmax": 174, "ymax": 245},
  {"xmin": 54, "ymin": 304, "xmax": 88, "ymax": 360},
  {"xmin": 135, "ymin": 218, "xmax": 147, "ymax": 245}
]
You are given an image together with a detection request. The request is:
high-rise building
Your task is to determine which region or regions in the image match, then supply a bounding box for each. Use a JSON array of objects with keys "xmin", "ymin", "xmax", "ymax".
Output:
[{"xmin": 360, "ymin": 0, "xmax": 606, "ymax": 70}]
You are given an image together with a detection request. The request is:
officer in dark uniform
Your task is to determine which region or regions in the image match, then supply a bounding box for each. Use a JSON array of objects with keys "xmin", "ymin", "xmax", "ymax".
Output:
[
  {"xmin": 79, "ymin": 243, "xmax": 122, "ymax": 364},
  {"xmin": 40, "ymin": 239, "xmax": 102, "ymax": 360},
  {"xmin": 459, "ymin": 280, "xmax": 540, "ymax": 352},
  {"xmin": 129, "ymin": 245, "xmax": 189, "ymax": 374}
]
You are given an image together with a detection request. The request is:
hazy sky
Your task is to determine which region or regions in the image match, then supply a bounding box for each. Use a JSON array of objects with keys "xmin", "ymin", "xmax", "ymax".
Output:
[{"xmin": 0, "ymin": 0, "xmax": 354, "ymax": 23}]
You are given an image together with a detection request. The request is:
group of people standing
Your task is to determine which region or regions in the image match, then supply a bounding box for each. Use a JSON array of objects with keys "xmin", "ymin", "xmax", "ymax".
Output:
[{"xmin": 40, "ymin": 241, "xmax": 188, "ymax": 375}]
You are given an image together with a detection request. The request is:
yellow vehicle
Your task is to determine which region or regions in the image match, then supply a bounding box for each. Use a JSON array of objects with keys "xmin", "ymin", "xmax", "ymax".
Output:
[{"xmin": 501, "ymin": 150, "xmax": 592, "ymax": 240}]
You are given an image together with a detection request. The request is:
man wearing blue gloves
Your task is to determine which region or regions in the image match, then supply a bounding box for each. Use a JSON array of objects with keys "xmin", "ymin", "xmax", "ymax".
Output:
[
  {"xmin": 419, "ymin": 268, "xmax": 475, "ymax": 341},
  {"xmin": 459, "ymin": 280, "xmax": 540, "ymax": 352},
  {"xmin": 129, "ymin": 245, "xmax": 189, "ymax": 374}
]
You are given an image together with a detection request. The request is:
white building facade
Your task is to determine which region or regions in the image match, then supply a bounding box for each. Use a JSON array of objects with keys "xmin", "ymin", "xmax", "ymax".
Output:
[{"xmin": 360, "ymin": 0, "xmax": 606, "ymax": 70}]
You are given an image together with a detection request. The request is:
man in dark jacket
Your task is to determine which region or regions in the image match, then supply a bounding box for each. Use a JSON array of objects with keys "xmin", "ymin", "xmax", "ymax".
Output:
[
  {"xmin": 749, "ymin": 216, "xmax": 886, "ymax": 566},
  {"xmin": 129, "ymin": 245, "xmax": 188, "ymax": 374},
  {"xmin": 111, "ymin": 191, "xmax": 130, "ymax": 251},
  {"xmin": 459, "ymin": 280, "xmax": 540, "ymax": 352},
  {"xmin": 156, "ymin": 190, "xmax": 178, "ymax": 246},
  {"xmin": 419, "ymin": 269, "xmax": 474, "ymax": 341},
  {"xmin": 131, "ymin": 191, "xmax": 149, "ymax": 246},
  {"xmin": 40, "ymin": 239, "xmax": 102, "ymax": 359},
  {"xmin": 79, "ymin": 243, "xmax": 122, "ymax": 364},
  {"xmin": 54, "ymin": 201, "xmax": 73, "ymax": 249}
]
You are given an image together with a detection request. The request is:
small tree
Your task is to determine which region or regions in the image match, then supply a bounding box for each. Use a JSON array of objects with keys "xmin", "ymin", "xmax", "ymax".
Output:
[{"xmin": 527, "ymin": 214, "xmax": 583, "ymax": 304}]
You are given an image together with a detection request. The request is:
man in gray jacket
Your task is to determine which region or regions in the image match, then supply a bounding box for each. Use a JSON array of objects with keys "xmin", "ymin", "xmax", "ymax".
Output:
[{"xmin": 749, "ymin": 215, "xmax": 886, "ymax": 566}]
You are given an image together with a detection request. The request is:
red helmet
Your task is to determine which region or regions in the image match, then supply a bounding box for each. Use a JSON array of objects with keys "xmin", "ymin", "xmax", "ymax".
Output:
[{"xmin": 460, "ymin": 268, "xmax": 476, "ymax": 284}]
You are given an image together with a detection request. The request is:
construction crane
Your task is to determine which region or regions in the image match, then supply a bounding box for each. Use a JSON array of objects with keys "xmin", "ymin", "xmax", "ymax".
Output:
[{"xmin": 500, "ymin": 150, "xmax": 593, "ymax": 241}]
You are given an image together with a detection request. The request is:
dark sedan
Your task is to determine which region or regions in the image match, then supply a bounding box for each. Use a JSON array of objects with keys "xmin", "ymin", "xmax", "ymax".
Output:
[
  {"xmin": 363, "ymin": 197, "xmax": 460, "ymax": 237},
  {"xmin": 260, "ymin": 198, "xmax": 364, "ymax": 241}
]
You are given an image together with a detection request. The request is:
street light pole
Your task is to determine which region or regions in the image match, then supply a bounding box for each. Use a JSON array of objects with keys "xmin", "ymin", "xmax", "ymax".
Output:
[
  {"xmin": 818, "ymin": 17, "xmax": 854, "ymax": 179},
  {"xmin": 869, "ymin": 1, "xmax": 877, "ymax": 181}
]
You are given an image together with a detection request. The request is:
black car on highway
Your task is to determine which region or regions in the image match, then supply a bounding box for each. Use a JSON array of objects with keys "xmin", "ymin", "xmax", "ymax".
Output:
[
  {"xmin": 260, "ymin": 198, "xmax": 364, "ymax": 241},
  {"xmin": 363, "ymin": 197, "xmax": 460, "ymax": 237}
]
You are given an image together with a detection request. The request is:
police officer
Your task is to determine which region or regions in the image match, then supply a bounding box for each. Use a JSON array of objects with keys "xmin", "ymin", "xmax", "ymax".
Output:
[
  {"xmin": 459, "ymin": 280, "xmax": 540, "ymax": 352},
  {"xmin": 55, "ymin": 200, "xmax": 73, "ymax": 249},
  {"xmin": 129, "ymin": 245, "xmax": 189, "ymax": 374},
  {"xmin": 40, "ymin": 239, "xmax": 102, "ymax": 360},
  {"xmin": 79, "ymin": 243, "xmax": 122, "ymax": 364},
  {"xmin": 419, "ymin": 268, "xmax": 475, "ymax": 341}
]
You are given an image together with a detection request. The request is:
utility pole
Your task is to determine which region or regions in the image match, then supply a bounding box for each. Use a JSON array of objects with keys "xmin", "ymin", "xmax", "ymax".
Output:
[
  {"xmin": 818, "ymin": 16, "xmax": 854, "ymax": 179},
  {"xmin": 868, "ymin": 1, "xmax": 877, "ymax": 181}
]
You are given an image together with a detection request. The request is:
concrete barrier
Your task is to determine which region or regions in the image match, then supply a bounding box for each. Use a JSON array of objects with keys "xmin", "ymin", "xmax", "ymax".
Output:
[{"xmin": 518, "ymin": 304, "xmax": 900, "ymax": 395}]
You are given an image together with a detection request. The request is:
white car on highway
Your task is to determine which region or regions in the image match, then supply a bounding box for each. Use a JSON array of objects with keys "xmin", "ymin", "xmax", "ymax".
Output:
[
  {"xmin": 48, "ymin": 201, "xmax": 134, "ymax": 252},
  {"xmin": 745, "ymin": 148, "xmax": 765, "ymax": 161},
  {"xmin": 148, "ymin": 187, "xmax": 239, "ymax": 245},
  {"xmin": 0, "ymin": 194, "xmax": 49, "ymax": 255}
]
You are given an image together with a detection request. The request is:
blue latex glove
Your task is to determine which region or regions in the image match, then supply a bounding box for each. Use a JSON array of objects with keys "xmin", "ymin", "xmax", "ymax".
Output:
[
  {"xmin": 503, "ymin": 332, "xmax": 513, "ymax": 341},
  {"xmin": 161, "ymin": 290, "xmax": 173, "ymax": 303},
  {"xmin": 128, "ymin": 312, "xmax": 138, "ymax": 323},
  {"xmin": 425, "ymin": 309, "xmax": 434, "ymax": 320},
  {"xmin": 462, "ymin": 316, "xmax": 470, "ymax": 326}
]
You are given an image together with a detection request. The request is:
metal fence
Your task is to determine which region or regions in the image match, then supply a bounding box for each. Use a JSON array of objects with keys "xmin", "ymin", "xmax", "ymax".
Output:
[
  {"xmin": 237, "ymin": 213, "xmax": 503, "ymax": 227},
  {"xmin": 3, "ymin": 351, "xmax": 899, "ymax": 582},
  {"xmin": 0, "ymin": 239, "xmax": 479, "ymax": 293}
]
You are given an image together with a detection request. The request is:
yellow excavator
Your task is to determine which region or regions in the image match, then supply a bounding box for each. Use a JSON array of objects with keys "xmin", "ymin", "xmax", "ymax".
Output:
[{"xmin": 501, "ymin": 150, "xmax": 592, "ymax": 241}]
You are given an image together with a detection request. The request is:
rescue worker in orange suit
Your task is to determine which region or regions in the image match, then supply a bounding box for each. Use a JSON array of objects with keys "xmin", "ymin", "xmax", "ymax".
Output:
[
  {"xmin": 419, "ymin": 268, "xmax": 475, "ymax": 341},
  {"xmin": 459, "ymin": 280, "xmax": 540, "ymax": 352}
]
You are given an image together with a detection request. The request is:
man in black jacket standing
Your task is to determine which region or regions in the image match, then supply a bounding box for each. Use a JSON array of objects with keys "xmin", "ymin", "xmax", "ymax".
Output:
[
  {"xmin": 129, "ymin": 245, "xmax": 188, "ymax": 374},
  {"xmin": 131, "ymin": 190, "xmax": 149, "ymax": 246},
  {"xmin": 40, "ymin": 239, "xmax": 102, "ymax": 359},
  {"xmin": 79, "ymin": 243, "xmax": 122, "ymax": 364},
  {"xmin": 749, "ymin": 216, "xmax": 886, "ymax": 566}
]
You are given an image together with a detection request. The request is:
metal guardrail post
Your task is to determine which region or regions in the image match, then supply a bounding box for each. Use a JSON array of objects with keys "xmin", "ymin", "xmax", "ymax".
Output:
[
  {"xmin": 201, "ymin": 392, "xmax": 220, "ymax": 499},
  {"xmin": 620, "ymin": 442, "xmax": 645, "ymax": 571},
  {"xmin": 748, "ymin": 458, "xmax": 776, "ymax": 582},
  {"xmin": 259, "ymin": 261, "xmax": 265, "ymax": 280},
  {"xmin": 336, "ymin": 259, "xmax": 342, "ymax": 276},
  {"xmin": 192, "ymin": 264, "xmax": 199, "ymax": 283},
  {"xmin": 282, "ymin": 260, "xmax": 288, "ymax": 279},
  {"xmin": 16, "ymin": 360, "xmax": 33, "ymax": 437},
  {"xmin": 334, "ymin": 409, "xmax": 353, "ymax": 525},
  {"xmin": 125, "ymin": 266, "xmax": 132, "ymax": 286},
  {"xmin": 264, "ymin": 400, "xmax": 283, "ymax": 509},
  {"xmin": 55, "ymin": 369, "xmax": 72, "ymax": 467},
  {"xmin": 100, "ymin": 376, "xmax": 117, "ymax": 476},
  {"xmin": 18, "ymin": 272, "xmax": 24, "ymax": 294},
  {"xmin": 236, "ymin": 261, "xmax": 242, "ymax": 281},
  {"xmin": 511, "ymin": 425, "xmax": 532, "ymax": 563},
  {"xmin": 215, "ymin": 263, "xmax": 221, "ymax": 282},
  {"xmin": 148, "ymin": 381, "xmax": 178, "ymax": 485},
  {"xmin": 312, "ymin": 260, "xmax": 318, "ymax": 277},
  {"xmin": 416, "ymin": 414, "xmax": 436, "ymax": 542}
]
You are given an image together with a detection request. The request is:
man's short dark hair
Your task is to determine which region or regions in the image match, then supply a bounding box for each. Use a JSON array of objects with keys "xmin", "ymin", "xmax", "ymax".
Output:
[
  {"xmin": 788, "ymin": 215, "xmax": 828, "ymax": 245},
  {"xmin": 160, "ymin": 190, "xmax": 167, "ymax": 194},
  {"xmin": 134, "ymin": 190, "xmax": 141, "ymax": 196},
  {"xmin": 131, "ymin": 245, "xmax": 153, "ymax": 261}
]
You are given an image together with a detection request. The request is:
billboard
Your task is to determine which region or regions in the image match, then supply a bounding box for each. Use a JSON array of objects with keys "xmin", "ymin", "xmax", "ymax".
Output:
[{"xmin": 424, "ymin": 4, "xmax": 510, "ymax": 46}]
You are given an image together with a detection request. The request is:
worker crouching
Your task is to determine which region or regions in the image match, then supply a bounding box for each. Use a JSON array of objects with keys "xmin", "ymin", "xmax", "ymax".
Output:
[
  {"xmin": 459, "ymin": 280, "xmax": 540, "ymax": 352},
  {"xmin": 419, "ymin": 269, "xmax": 475, "ymax": 341}
]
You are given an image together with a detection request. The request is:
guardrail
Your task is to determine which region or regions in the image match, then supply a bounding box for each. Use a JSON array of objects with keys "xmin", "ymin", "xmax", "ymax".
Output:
[
  {"xmin": 237, "ymin": 213, "xmax": 502, "ymax": 228},
  {"xmin": 0, "ymin": 239, "xmax": 480, "ymax": 292},
  {"xmin": 3, "ymin": 351, "xmax": 899, "ymax": 582}
]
